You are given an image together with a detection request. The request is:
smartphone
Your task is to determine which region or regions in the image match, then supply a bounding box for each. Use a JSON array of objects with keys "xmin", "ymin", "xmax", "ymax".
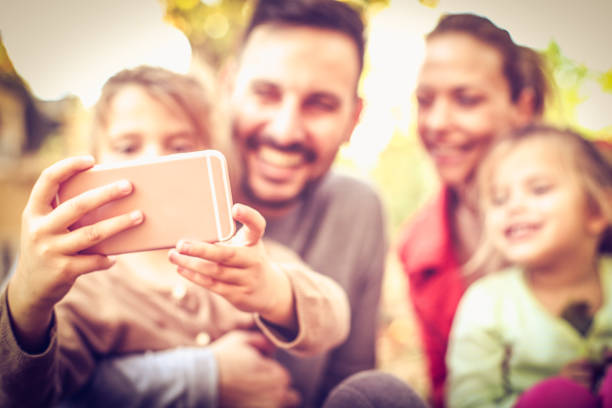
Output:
[{"xmin": 55, "ymin": 150, "xmax": 235, "ymax": 255}]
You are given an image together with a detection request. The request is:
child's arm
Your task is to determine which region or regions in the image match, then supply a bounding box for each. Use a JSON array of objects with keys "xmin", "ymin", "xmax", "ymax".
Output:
[
  {"xmin": 1, "ymin": 156, "xmax": 144, "ymax": 406},
  {"xmin": 169, "ymin": 203, "xmax": 350, "ymax": 355},
  {"xmin": 8, "ymin": 156, "xmax": 142, "ymax": 350},
  {"xmin": 446, "ymin": 283, "xmax": 519, "ymax": 408}
]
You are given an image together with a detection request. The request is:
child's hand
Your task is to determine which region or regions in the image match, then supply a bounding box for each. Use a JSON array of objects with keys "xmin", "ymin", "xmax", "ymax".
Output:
[
  {"xmin": 8, "ymin": 156, "xmax": 143, "ymax": 350},
  {"xmin": 169, "ymin": 203, "xmax": 295, "ymax": 329},
  {"xmin": 559, "ymin": 359, "xmax": 594, "ymax": 389}
]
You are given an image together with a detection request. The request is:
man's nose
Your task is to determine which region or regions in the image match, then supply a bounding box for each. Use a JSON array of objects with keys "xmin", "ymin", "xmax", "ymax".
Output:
[{"xmin": 265, "ymin": 99, "xmax": 306, "ymax": 146}]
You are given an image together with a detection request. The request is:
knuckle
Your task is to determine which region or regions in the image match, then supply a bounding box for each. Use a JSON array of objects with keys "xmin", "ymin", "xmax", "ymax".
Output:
[
  {"xmin": 83, "ymin": 225, "xmax": 102, "ymax": 243},
  {"xmin": 38, "ymin": 241, "xmax": 54, "ymax": 258},
  {"xmin": 56, "ymin": 258, "xmax": 73, "ymax": 280},
  {"xmin": 220, "ymin": 247, "xmax": 236, "ymax": 263},
  {"xmin": 68, "ymin": 198, "xmax": 87, "ymax": 215},
  {"xmin": 27, "ymin": 220, "xmax": 44, "ymax": 243}
]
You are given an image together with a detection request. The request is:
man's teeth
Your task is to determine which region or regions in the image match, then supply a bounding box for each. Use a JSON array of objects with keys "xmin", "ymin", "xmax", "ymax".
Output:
[{"xmin": 259, "ymin": 146, "xmax": 304, "ymax": 167}]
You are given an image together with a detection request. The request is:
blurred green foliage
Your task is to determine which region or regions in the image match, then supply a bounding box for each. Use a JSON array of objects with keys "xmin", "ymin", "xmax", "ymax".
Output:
[{"xmin": 161, "ymin": 0, "xmax": 389, "ymax": 69}]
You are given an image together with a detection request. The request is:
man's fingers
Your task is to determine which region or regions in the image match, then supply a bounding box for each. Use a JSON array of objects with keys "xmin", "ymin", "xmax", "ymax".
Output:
[
  {"xmin": 28, "ymin": 156, "xmax": 95, "ymax": 214},
  {"xmin": 49, "ymin": 180, "xmax": 134, "ymax": 231},
  {"xmin": 231, "ymin": 203, "xmax": 265, "ymax": 246},
  {"xmin": 55, "ymin": 210, "xmax": 144, "ymax": 253}
]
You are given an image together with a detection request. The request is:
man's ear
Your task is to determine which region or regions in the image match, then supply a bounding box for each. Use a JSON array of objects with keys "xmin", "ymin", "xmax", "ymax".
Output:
[
  {"xmin": 513, "ymin": 88, "xmax": 536, "ymax": 127},
  {"xmin": 344, "ymin": 96, "xmax": 364, "ymax": 144}
]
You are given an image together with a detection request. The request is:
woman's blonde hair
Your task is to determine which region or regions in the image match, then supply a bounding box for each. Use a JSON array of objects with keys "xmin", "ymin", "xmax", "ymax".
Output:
[{"xmin": 467, "ymin": 124, "xmax": 612, "ymax": 273}]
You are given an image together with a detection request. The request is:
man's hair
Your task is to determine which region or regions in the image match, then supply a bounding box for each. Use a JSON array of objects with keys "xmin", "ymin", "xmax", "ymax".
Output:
[
  {"xmin": 92, "ymin": 66, "xmax": 214, "ymax": 151},
  {"xmin": 243, "ymin": 0, "xmax": 365, "ymax": 73},
  {"xmin": 428, "ymin": 13, "xmax": 550, "ymax": 116}
]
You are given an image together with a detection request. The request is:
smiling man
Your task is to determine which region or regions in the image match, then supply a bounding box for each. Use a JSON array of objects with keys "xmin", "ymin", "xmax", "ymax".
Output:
[
  {"xmin": 229, "ymin": 17, "xmax": 363, "ymax": 211},
  {"xmin": 223, "ymin": 1, "xmax": 387, "ymax": 406}
]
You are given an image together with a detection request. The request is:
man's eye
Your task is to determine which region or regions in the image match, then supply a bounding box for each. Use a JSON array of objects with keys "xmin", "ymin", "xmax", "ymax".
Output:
[
  {"xmin": 252, "ymin": 84, "xmax": 280, "ymax": 102},
  {"xmin": 456, "ymin": 94, "xmax": 483, "ymax": 107},
  {"xmin": 305, "ymin": 97, "xmax": 338, "ymax": 112}
]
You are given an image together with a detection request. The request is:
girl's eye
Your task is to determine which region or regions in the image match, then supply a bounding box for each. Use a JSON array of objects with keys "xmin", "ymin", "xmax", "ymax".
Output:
[
  {"xmin": 489, "ymin": 189, "xmax": 508, "ymax": 206},
  {"xmin": 113, "ymin": 142, "xmax": 139, "ymax": 155},
  {"xmin": 167, "ymin": 139, "xmax": 195, "ymax": 153},
  {"xmin": 531, "ymin": 183, "xmax": 553, "ymax": 195}
]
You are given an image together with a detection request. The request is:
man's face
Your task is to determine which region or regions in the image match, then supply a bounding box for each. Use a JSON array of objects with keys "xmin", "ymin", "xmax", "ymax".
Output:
[{"xmin": 229, "ymin": 24, "xmax": 362, "ymax": 209}]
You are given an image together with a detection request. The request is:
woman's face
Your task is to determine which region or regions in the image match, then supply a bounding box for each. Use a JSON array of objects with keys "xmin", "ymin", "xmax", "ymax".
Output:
[
  {"xmin": 416, "ymin": 33, "xmax": 525, "ymax": 188},
  {"xmin": 96, "ymin": 85, "xmax": 204, "ymax": 164}
]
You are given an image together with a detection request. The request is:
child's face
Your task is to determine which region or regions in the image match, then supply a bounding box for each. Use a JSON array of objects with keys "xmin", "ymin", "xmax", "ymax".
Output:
[
  {"xmin": 96, "ymin": 85, "xmax": 204, "ymax": 164},
  {"xmin": 485, "ymin": 139, "xmax": 603, "ymax": 268}
]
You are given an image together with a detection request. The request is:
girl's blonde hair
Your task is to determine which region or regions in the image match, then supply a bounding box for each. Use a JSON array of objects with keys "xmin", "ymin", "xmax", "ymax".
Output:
[
  {"xmin": 90, "ymin": 65, "xmax": 243, "ymax": 193},
  {"xmin": 92, "ymin": 66, "xmax": 215, "ymax": 150},
  {"xmin": 467, "ymin": 124, "xmax": 612, "ymax": 273}
]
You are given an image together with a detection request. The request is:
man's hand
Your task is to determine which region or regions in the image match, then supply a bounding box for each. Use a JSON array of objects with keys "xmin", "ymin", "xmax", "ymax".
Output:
[
  {"xmin": 210, "ymin": 331, "xmax": 300, "ymax": 408},
  {"xmin": 8, "ymin": 156, "xmax": 143, "ymax": 351},
  {"xmin": 169, "ymin": 203, "xmax": 296, "ymax": 329}
]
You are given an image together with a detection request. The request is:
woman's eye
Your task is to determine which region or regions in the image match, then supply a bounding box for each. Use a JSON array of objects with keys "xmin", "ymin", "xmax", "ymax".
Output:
[{"xmin": 416, "ymin": 93, "xmax": 433, "ymax": 109}]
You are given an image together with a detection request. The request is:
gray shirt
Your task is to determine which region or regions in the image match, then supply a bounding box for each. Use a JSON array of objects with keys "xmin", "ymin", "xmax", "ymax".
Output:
[{"xmin": 266, "ymin": 171, "xmax": 387, "ymax": 407}]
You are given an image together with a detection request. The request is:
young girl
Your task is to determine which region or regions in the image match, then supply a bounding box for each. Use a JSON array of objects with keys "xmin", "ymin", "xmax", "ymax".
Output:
[{"xmin": 446, "ymin": 125, "xmax": 612, "ymax": 408}]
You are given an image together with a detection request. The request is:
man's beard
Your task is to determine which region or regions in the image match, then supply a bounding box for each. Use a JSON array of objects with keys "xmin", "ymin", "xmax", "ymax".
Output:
[{"xmin": 235, "ymin": 127, "xmax": 319, "ymax": 211}]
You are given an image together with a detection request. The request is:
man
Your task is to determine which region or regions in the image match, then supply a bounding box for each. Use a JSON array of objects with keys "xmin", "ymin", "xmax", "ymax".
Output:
[
  {"xmin": 225, "ymin": 0, "xmax": 386, "ymax": 405},
  {"xmin": 67, "ymin": 1, "xmax": 386, "ymax": 406}
]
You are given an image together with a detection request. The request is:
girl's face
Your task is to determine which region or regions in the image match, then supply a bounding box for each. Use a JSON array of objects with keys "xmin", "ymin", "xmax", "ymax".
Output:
[
  {"xmin": 416, "ymin": 33, "xmax": 527, "ymax": 188},
  {"xmin": 96, "ymin": 85, "xmax": 204, "ymax": 164},
  {"xmin": 485, "ymin": 139, "xmax": 605, "ymax": 268}
]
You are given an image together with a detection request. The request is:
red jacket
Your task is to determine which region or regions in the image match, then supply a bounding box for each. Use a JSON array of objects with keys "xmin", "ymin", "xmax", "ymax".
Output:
[{"xmin": 397, "ymin": 188, "xmax": 467, "ymax": 408}]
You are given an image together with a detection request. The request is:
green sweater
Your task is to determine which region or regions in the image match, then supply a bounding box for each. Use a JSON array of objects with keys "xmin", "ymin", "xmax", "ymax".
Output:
[{"xmin": 447, "ymin": 256, "xmax": 612, "ymax": 408}]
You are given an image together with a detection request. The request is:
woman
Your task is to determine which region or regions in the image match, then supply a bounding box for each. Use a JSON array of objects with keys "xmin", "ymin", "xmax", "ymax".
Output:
[{"xmin": 397, "ymin": 13, "xmax": 550, "ymax": 408}]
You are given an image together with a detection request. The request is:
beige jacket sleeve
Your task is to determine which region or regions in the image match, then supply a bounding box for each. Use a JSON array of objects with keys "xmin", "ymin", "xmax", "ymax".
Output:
[{"xmin": 255, "ymin": 240, "xmax": 350, "ymax": 356}]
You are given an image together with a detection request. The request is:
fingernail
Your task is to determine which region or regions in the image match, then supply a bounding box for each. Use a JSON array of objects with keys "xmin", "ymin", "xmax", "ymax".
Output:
[
  {"xmin": 117, "ymin": 180, "xmax": 132, "ymax": 193},
  {"xmin": 130, "ymin": 210, "xmax": 143, "ymax": 223},
  {"xmin": 178, "ymin": 240, "xmax": 190, "ymax": 253}
]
